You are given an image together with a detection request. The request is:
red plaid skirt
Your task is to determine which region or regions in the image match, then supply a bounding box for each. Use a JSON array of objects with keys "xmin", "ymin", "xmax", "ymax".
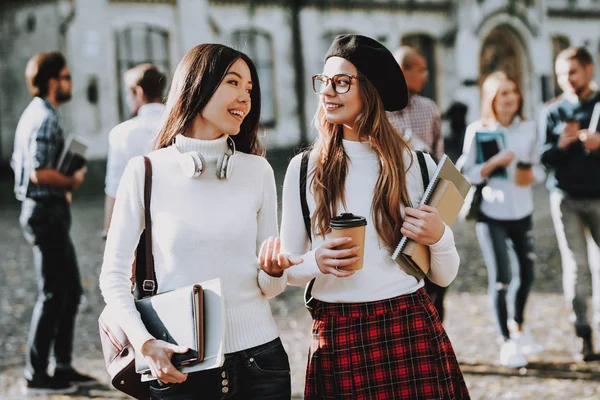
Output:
[{"xmin": 305, "ymin": 288, "xmax": 470, "ymax": 399}]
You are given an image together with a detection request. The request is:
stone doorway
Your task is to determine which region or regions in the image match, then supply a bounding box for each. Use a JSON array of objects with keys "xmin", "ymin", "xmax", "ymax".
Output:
[{"xmin": 479, "ymin": 25, "xmax": 532, "ymax": 117}]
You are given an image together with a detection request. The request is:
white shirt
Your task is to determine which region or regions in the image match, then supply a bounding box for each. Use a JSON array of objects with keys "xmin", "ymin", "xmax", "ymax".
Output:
[
  {"xmin": 281, "ymin": 140, "xmax": 460, "ymax": 303},
  {"xmin": 461, "ymin": 118, "xmax": 545, "ymax": 220},
  {"xmin": 100, "ymin": 134, "xmax": 286, "ymax": 353},
  {"xmin": 105, "ymin": 103, "xmax": 165, "ymax": 198}
]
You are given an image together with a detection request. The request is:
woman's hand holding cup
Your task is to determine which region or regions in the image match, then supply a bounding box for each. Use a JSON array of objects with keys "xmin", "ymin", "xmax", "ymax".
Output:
[
  {"xmin": 401, "ymin": 205, "xmax": 445, "ymax": 245},
  {"xmin": 315, "ymin": 237, "xmax": 361, "ymax": 277},
  {"xmin": 258, "ymin": 237, "xmax": 303, "ymax": 277}
]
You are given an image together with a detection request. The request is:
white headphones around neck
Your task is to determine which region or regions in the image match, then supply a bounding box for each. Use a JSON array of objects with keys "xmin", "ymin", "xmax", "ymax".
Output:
[{"xmin": 179, "ymin": 136, "xmax": 236, "ymax": 179}]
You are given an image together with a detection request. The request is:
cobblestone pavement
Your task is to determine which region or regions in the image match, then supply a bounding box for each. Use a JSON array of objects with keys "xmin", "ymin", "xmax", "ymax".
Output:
[{"xmin": 2, "ymin": 178, "xmax": 600, "ymax": 399}]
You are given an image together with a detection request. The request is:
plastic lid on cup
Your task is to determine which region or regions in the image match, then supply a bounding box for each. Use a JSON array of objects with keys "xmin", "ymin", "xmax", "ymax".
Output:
[{"xmin": 330, "ymin": 213, "xmax": 367, "ymax": 229}]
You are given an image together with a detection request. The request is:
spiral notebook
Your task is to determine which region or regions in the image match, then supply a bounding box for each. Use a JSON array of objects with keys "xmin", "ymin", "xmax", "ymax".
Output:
[{"xmin": 391, "ymin": 155, "xmax": 471, "ymax": 278}]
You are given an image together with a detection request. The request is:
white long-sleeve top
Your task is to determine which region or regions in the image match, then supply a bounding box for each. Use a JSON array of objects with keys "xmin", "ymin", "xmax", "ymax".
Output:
[
  {"xmin": 461, "ymin": 118, "xmax": 545, "ymax": 221},
  {"xmin": 99, "ymin": 134, "xmax": 287, "ymax": 354},
  {"xmin": 281, "ymin": 139, "xmax": 460, "ymax": 303},
  {"xmin": 105, "ymin": 103, "xmax": 165, "ymax": 198}
]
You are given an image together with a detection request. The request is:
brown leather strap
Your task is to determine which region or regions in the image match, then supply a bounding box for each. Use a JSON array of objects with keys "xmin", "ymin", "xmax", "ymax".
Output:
[{"xmin": 142, "ymin": 156, "xmax": 156, "ymax": 297}]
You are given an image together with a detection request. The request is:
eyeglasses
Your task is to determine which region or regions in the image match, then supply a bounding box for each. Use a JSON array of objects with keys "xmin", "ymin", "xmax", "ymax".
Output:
[{"xmin": 312, "ymin": 74, "xmax": 362, "ymax": 94}]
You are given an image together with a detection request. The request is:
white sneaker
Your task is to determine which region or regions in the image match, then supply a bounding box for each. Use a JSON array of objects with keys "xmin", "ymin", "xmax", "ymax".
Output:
[
  {"xmin": 512, "ymin": 328, "xmax": 544, "ymax": 356},
  {"xmin": 500, "ymin": 340, "xmax": 528, "ymax": 368}
]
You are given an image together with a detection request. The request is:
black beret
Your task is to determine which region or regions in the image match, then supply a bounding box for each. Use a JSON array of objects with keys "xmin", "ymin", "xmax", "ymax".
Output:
[{"xmin": 325, "ymin": 34, "xmax": 408, "ymax": 111}]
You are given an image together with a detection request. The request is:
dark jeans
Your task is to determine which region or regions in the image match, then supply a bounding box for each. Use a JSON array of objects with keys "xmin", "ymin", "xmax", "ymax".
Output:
[
  {"xmin": 150, "ymin": 338, "xmax": 291, "ymax": 400},
  {"xmin": 476, "ymin": 214, "xmax": 535, "ymax": 339},
  {"xmin": 424, "ymin": 279, "xmax": 447, "ymax": 322},
  {"xmin": 19, "ymin": 197, "xmax": 82, "ymax": 379}
]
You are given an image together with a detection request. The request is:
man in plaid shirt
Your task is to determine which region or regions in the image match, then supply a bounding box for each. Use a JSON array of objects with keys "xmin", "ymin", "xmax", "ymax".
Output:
[
  {"xmin": 387, "ymin": 46, "xmax": 444, "ymax": 162},
  {"xmin": 387, "ymin": 46, "xmax": 448, "ymax": 321},
  {"xmin": 11, "ymin": 52, "xmax": 94, "ymax": 394}
]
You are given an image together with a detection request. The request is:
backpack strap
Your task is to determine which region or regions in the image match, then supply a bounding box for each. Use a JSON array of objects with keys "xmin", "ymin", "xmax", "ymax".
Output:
[
  {"xmin": 300, "ymin": 150, "xmax": 316, "ymax": 316},
  {"xmin": 300, "ymin": 150, "xmax": 312, "ymax": 242},
  {"xmin": 416, "ymin": 151, "xmax": 430, "ymax": 191}
]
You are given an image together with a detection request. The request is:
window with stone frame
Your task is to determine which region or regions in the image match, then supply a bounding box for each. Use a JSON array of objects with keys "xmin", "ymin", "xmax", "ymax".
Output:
[
  {"xmin": 115, "ymin": 26, "xmax": 170, "ymax": 121},
  {"xmin": 551, "ymin": 35, "xmax": 570, "ymax": 97},
  {"xmin": 400, "ymin": 34, "xmax": 437, "ymax": 102},
  {"xmin": 230, "ymin": 30, "xmax": 276, "ymax": 127}
]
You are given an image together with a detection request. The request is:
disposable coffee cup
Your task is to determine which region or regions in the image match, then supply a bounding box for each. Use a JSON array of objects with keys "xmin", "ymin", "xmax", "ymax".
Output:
[
  {"xmin": 515, "ymin": 161, "xmax": 533, "ymax": 186},
  {"xmin": 329, "ymin": 213, "xmax": 367, "ymax": 270}
]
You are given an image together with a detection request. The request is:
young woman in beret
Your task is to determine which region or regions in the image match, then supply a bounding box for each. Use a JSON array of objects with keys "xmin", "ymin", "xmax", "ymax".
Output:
[{"xmin": 261, "ymin": 34, "xmax": 469, "ymax": 399}]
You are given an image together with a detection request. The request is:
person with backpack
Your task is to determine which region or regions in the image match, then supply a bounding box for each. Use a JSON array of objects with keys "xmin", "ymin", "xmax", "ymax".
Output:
[{"xmin": 261, "ymin": 34, "xmax": 469, "ymax": 399}]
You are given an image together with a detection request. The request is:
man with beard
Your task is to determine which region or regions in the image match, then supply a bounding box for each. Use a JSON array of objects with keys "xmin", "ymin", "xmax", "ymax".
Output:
[
  {"xmin": 11, "ymin": 52, "xmax": 94, "ymax": 394},
  {"xmin": 541, "ymin": 46, "xmax": 600, "ymax": 362}
]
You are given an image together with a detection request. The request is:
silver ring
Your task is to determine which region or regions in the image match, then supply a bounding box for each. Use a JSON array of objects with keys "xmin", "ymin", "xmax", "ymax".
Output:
[{"xmin": 335, "ymin": 266, "xmax": 340, "ymax": 271}]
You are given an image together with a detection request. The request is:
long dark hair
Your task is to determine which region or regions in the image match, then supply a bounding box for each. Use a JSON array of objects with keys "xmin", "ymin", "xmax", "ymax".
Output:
[
  {"xmin": 155, "ymin": 44, "xmax": 263, "ymax": 155},
  {"xmin": 311, "ymin": 71, "xmax": 413, "ymax": 252}
]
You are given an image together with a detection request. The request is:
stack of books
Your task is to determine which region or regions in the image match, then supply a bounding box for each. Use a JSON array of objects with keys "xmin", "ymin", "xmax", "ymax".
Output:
[{"xmin": 391, "ymin": 155, "xmax": 471, "ymax": 279}]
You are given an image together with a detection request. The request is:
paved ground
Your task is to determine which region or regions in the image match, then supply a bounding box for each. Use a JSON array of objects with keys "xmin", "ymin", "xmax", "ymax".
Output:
[{"xmin": 1, "ymin": 159, "xmax": 600, "ymax": 399}]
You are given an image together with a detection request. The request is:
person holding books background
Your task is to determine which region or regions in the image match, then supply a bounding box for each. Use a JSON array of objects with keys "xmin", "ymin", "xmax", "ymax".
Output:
[
  {"xmin": 262, "ymin": 34, "xmax": 468, "ymax": 399},
  {"xmin": 460, "ymin": 71, "xmax": 545, "ymax": 368},
  {"xmin": 104, "ymin": 63, "xmax": 166, "ymax": 237},
  {"xmin": 100, "ymin": 44, "xmax": 295, "ymax": 399},
  {"xmin": 10, "ymin": 51, "xmax": 95, "ymax": 394},
  {"xmin": 540, "ymin": 46, "xmax": 600, "ymax": 362}
]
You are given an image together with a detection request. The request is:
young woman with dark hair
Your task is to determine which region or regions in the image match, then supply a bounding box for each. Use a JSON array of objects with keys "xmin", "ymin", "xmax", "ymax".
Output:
[
  {"xmin": 100, "ymin": 43, "xmax": 293, "ymax": 400},
  {"xmin": 262, "ymin": 34, "xmax": 469, "ymax": 399},
  {"xmin": 460, "ymin": 71, "xmax": 545, "ymax": 368}
]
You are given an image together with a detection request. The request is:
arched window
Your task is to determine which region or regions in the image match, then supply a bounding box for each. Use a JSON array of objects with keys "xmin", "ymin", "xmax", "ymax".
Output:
[
  {"xmin": 400, "ymin": 34, "xmax": 437, "ymax": 102},
  {"xmin": 551, "ymin": 35, "xmax": 570, "ymax": 97},
  {"xmin": 231, "ymin": 30, "xmax": 276, "ymax": 127},
  {"xmin": 115, "ymin": 26, "xmax": 170, "ymax": 120}
]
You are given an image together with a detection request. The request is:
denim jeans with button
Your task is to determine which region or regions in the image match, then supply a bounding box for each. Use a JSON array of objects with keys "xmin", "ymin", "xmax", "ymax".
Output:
[
  {"xmin": 19, "ymin": 197, "xmax": 82, "ymax": 379},
  {"xmin": 149, "ymin": 338, "xmax": 291, "ymax": 400}
]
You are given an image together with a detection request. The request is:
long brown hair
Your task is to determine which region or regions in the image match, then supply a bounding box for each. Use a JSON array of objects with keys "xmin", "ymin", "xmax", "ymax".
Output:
[
  {"xmin": 154, "ymin": 44, "xmax": 264, "ymax": 155},
  {"xmin": 310, "ymin": 71, "xmax": 413, "ymax": 252},
  {"xmin": 480, "ymin": 71, "xmax": 524, "ymax": 126}
]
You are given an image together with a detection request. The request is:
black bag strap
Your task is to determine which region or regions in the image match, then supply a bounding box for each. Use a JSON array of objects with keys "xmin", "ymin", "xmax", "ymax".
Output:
[
  {"xmin": 416, "ymin": 151, "xmax": 430, "ymax": 191},
  {"xmin": 141, "ymin": 156, "xmax": 157, "ymax": 297},
  {"xmin": 300, "ymin": 150, "xmax": 317, "ymax": 314},
  {"xmin": 300, "ymin": 150, "xmax": 312, "ymax": 242}
]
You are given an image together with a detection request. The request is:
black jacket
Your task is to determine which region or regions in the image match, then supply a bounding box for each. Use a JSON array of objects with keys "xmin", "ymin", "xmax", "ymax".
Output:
[{"xmin": 541, "ymin": 91, "xmax": 600, "ymax": 198}]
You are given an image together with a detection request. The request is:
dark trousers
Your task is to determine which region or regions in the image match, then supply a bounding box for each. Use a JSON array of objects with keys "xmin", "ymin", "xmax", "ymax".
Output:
[
  {"xmin": 476, "ymin": 214, "xmax": 535, "ymax": 339},
  {"xmin": 424, "ymin": 279, "xmax": 447, "ymax": 322},
  {"xmin": 149, "ymin": 338, "xmax": 291, "ymax": 400},
  {"xmin": 19, "ymin": 197, "xmax": 82, "ymax": 379}
]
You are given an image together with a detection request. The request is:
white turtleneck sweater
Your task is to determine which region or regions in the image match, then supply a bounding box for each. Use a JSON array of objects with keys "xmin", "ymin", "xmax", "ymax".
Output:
[
  {"xmin": 281, "ymin": 140, "xmax": 460, "ymax": 303},
  {"xmin": 100, "ymin": 134, "xmax": 286, "ymax": 354}
]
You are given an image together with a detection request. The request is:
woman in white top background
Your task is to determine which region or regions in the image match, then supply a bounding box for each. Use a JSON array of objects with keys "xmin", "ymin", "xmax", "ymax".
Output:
[
  {"xmin": 460, "ymin": 71, "xmax": 545, "ymax": 368},
  {"xmin": 264, "ymin": 34, "xmax": 469, "ymax": 400},
  {"xmin": 100, "ymin": 44, "xmax": 293, "ymax": 399}
]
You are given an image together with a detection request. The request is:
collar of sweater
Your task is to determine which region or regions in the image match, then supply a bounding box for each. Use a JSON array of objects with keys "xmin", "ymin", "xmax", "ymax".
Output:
[
  {"xmin": 342, "ymin": 138, "xmax": 374, "ymax": 159},
  {"xmin": 174, "ymin": 134, "xmax": 229, "ymax": 160}
]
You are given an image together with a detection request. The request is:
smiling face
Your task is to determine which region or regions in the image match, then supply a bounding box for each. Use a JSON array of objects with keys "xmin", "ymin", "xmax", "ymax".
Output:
[
  {"xmin": 197, "ymin": 58, "xmax": 253, "ymax": 138},
  {"xmin": 555, "ymin": 57, "xmax": 594, "ymax": 97},
  {"xmin": 319, "ymin": 57, "xmax": 363, "ymax": 128},
  {"xmin": 493, "ymin": 79, "xmax": 520, "ymax": 118}
]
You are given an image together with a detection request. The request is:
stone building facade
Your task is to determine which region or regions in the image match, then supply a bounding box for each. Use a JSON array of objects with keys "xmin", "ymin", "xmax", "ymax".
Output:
[{"xmin": 0, "ymin": 0, "xmax": 599, "ymax": 166}]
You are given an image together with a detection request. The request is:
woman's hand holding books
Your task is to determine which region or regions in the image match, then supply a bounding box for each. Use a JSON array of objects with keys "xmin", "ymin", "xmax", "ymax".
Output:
[{"xmin": 401, "ymin": 205, "xmax": 445, "ymax": 246}]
